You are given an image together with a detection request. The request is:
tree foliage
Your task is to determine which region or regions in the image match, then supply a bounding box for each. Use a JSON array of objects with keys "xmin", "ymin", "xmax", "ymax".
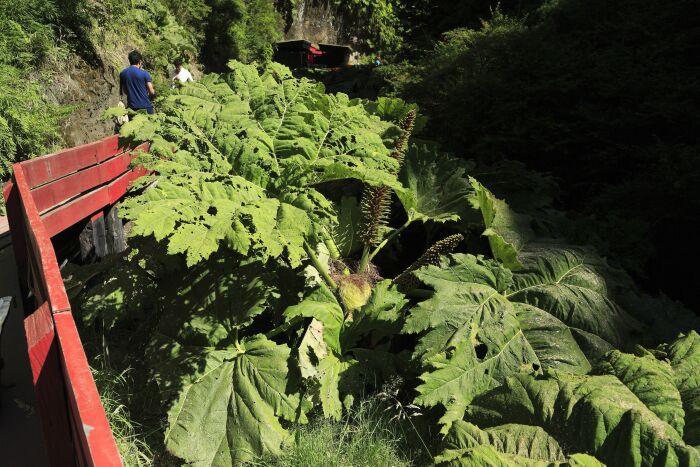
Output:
[
  {"xmin": 0, "ymin": 0, "xmax": 69, "ymax": 182},
  {"xmin": 384, "ymin": 0, "xmax": 700, "ymax": 309},
  {"xmin": 202, "ymin": 0, "xmax": 283, "ymax": 70}
]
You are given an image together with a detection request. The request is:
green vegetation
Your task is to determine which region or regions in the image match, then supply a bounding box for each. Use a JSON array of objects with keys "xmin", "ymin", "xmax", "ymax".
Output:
[
  {"xmin": 91, "ymin": 360, "xmax": 154, "ymax": 467},
  {"xmin": 203, "ymin": 0, "xmax": 283, "ymax": 70},
  {"xmin": 0, "ymin": 0, "xmax": 70, "ymax": 180},
  {"xmin": 0, "ymin": 0, "xmax": 413, "ymax": 187},
  {"xmin": 383, "ymin": 0, "xmax": 700, "ymax": 308},
  {"xmin": 256, "ymin": 397, "xmax": 415, "ymax": 467},
  {"xmin": 0, "ymin": 0, "xmax": 290, "ymax": 191},
  {"xmin": 334, "ymin": 0, "xmax": 401, "ymax": 53},
  {"xmin": 63, "ymin": 62, "xmax": 700, "ymax": 466},
  {"xmin": 2, "ymin": 0, "xmax": 697, "ymax": 464},
  {"xmin": 0, "ymin": 0, "xmax": 204, "ymax": 187}
]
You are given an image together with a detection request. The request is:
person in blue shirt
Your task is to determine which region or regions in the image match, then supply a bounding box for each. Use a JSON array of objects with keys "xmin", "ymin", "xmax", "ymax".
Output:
[{"xmin": 119, "ymin": 50, "xmax": 156, "ymax": 114}]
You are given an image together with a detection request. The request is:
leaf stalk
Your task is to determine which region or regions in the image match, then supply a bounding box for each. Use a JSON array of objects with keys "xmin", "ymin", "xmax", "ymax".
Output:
[
  {"xmin": 368, "ymin": 216, "xmax": 414, "ymax": 262},
  {"xmin": 321, "ymin": 226, "xmax": 341, "ymax": 260},
  {"xmin": 304, "ymin": 242, "xmax": 337, "ymax": 290}
]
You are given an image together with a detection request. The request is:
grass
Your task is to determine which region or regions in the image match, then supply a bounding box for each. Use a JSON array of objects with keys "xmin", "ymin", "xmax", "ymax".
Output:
[
  {"xmin": 90, "ymin": 358, "xmax": 154, "ymax": 467},
  {"xmin": 252, "ymin": 398, "xmax": 421, "ymax": 467},
  {"xmin": 90, "ymin": 352, "xmax": 426, "ymax": 467}
]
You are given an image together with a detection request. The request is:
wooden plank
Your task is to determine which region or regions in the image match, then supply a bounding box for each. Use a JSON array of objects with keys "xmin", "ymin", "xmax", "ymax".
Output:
[
  {"xmin": 54, "ymin": 312, "xmax": 123, "ymax": 467},
  {"xmin": 79, "ymin": 217, "xmax": 95, "ymax": 262},
  {"xmin": 24, "ymin": 301, "xmax": 75, "ymax": 466},
  {"xmin": 41, "ymin": 168, "xmax": 146, "ymax": 239},
  {"xmin": 79, "ymin": 212, "xmax": 108, "ymax": 262},
  {"xmin": 31, "ymin": 152, "xmax": 134, "ymax": 214},
  {"xmin": 105, "ymin": 205, "xmax": 127, "ymax": 255},
  {"xmin": 92, "ymin": 214, "xmax": 108, "ymax": 258},
  {"xmin": 22, "ymin": 136, "xmax": 121, "ymax": 189}
]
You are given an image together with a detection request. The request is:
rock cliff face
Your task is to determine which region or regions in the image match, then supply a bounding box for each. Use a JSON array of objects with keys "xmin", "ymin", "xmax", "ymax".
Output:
[
  {"xmin": 279, "ymin": 0, "xmax": 366, "ymax": 49},
  {"xmin": 53, "ymin": 62, "xmax": 122, "ymax": 147},
  {"xmin": 48, "ymin": 41, "xmax": 139, "ymax": 147},
  {"xmin": 283, "ymin": 0, "xmax": 343, "ymax": 44}
]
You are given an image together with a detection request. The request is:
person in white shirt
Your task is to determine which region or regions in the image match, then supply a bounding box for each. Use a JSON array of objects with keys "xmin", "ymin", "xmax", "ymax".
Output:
[{"xmin": 171, "ymin": 58, "xmax": 193, "ymax": 84}]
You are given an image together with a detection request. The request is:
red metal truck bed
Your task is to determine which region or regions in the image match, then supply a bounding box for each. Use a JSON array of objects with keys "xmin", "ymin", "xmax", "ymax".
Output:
[{"xmin": 3, "ymin": 135, "xmax": 148, "ymax": 466}]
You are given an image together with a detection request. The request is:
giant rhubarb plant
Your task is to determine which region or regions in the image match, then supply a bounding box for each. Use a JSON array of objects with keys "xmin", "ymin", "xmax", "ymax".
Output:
[{"xmin": 69, "ymin": 61, "xmax": 700, "ymax": 466}]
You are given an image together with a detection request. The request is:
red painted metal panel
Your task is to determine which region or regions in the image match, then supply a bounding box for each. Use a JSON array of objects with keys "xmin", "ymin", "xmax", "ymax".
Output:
[
  {"xmin": 31, "ymin": 152, "xmax": 135, "ymax": 214},
  {"xmin": 41, "ymin": 167, "xmax": 147, "ymax": 238},
  {"xmin": 55, "ymin": 312, "xmax": 123, "ymax": 467},
  {"xmin": 24, "ymin": 301, "xmax": 75, "ymax": 465},
  {"xmin": 13, "ymin": 165, "xmax": 71, "ymax": 313},
  {"xmin": 5, "ymin": 134, "xmax": 141, "ymax": 466},
  {"xmin": 25, "ymin": 302, "xmax": 55, "ymax": 382},
  {"xmin": 22, "ymin": 135, "xmax": 121, "ymax": 189}
]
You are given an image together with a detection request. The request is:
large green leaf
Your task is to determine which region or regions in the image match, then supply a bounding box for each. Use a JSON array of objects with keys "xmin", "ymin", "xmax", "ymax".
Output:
[
  {"xmin": 162, "ymin": 347, "xmax": 237, "ymax": 467},
  {"xmin": 295, "ymin": 316, "xmax": 356, "ymax": 421},
  {"xmin": 169, "ymin": 258, "xmax": 276, "ymax": 331},
  {"xmin": 570, "ymin": 328, "xmax": 616, "ymax": 364},
  {"xmin": 437, "ymin": 421, "xmax": 594, "ymax": 466},
  {"xmin": 241, "ymin": 198, "xmax": 312, "ymax": 267},
  {"xmin": 515, "ymin": 303, "xmax": 592, "ymax": 375},
  {"xmin": 404, "ymin": 253, "xmax": 600, "ymax": 431},
  {"xmin": 405, "ymin": 255, "xmax": 516, "ymax": 358},
  {"xmin": 285, "ymin": 281, "xmax": 406, "ymax": 420},
  {"xmin": 157, "ymin": 335, "xmax": 302, "ymax": 465},
  {"xmin": 437, "ymin": 443, "xmax": 603, "ymax": 467},
  {"xmin": 314, "ymin": 352, "xmax": 356, "ymax": 421},
  {"xmin": 404, "ymin": 256, "xmax": 538, "ymax": 432},
  {"xmin": 297, "ymin": 318, "xmax": 328, "ymax": 380},
  {"xmin": 286, "ymin": 280, "xmax": 406, "ymax": 357},
  {"xmin": 284, "ymin": 285, "xmax": 344, "ymax": 355},
  {"xmin": 664, "ymin": 331, "xmax": 700, "ymax": 447},
  {"xmin": 220, "ymin": 67, "xmax": 401, "ymax": 191},
  {"xmin": 121, "ymin": 171, "xmax": 312, "ymax": 267},
  {"xmin": 415, "ymin": 338, "xmax": 539, "ymax": 433},
  {"xmin": 362, "ymin": 96, "xmax": 427, "ymax": 131},
  {"xmin": 468, "ymin": 177, "xmax": 534, "ymax": 269},
  {"xmin": 121, "ymin": 172, "xmax": 256, "ymax": 265},
  {"xmin": 406, "ymin": 252, "xmax": 595, "ymax": 372},
  {"xmin": 397, "ymin": 145, "xmax": 476, "ymax": 224},
  {"xmin": 507, "ymin": 247, "xmax": 642, "ymax": 348},
  {"xmin": 595, "ymin": 350, "xmax": 685, "ymax": 435},
  {"xmin": 333, "ymin": 196, "xmax": 363, "ymax": 257},
  {"xmin": 465, "ymin": 178, "xmax": 646, "ymax": 356},
  {"xmin": 468, "ymin": 372, "xmax": 700, "ymax": 466},
  {"xmin": 120, "ymin": 63, "xmax": 405, "ymax": 271},
  {"xmin": 405, "ymin": 279, "xmax": 522, "ymax": 362}
]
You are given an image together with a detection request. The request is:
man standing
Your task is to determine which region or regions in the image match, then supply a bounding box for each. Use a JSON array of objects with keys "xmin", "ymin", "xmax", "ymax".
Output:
[
  {"xmin": 120, "ymin": 50, "xmax": 156, "ymax": 114},
  {"xmin": 171, "ymin": 58, "xmax": 193, "ymax": 85}
]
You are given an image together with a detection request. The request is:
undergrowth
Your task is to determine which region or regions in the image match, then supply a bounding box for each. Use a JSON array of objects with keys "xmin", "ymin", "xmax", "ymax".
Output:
[
  {"xmin": 252, "ymin": 398, "xmax": 421, "ymax": 467},
  {"xmin": 91, "ymin": 358, "xmax": 154, "ymax": 467},
  {"xmin": 92, "ymin": 353, "xmax": 422, "ymax": 467}
]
